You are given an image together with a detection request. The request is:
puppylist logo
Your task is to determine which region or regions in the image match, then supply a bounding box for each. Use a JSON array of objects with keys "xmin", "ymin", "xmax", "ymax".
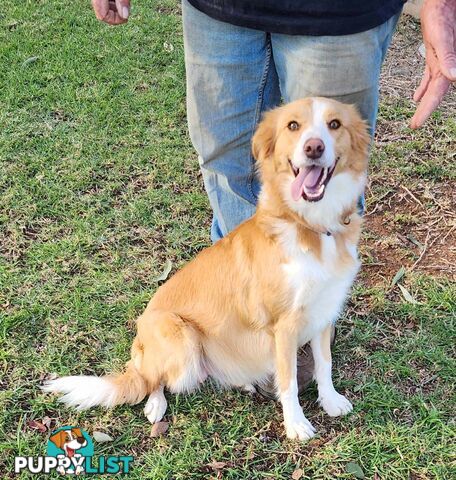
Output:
[{"xmin": 15, "ymin": 426, "xmax": 133, "ymax": 475}]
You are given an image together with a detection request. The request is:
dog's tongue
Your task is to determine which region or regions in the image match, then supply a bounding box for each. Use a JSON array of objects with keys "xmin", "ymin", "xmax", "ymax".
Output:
[{"xmin": 291, "ymin": 166, "xmax": 323, "ymax": 201}]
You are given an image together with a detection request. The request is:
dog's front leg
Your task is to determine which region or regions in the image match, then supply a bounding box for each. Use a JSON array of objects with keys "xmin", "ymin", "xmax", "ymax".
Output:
[
  {"xmin": 310, "ymin": 324, "xmax": 353, "ymax": 417},
  {"xmin": 275, "ymin": 325, "xmax": 316, "ymax": 441}
]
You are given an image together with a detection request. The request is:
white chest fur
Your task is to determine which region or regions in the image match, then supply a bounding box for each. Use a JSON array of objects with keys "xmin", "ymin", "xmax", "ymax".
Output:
[{"xmin": 278, "ymin": 222, "xmax": 360, "ymax": 345}]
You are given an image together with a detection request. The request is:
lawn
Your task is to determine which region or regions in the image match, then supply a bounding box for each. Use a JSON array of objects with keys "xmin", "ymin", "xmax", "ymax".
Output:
[{"xmin": 0, "ymin": 1, "xmax": 455, "ymax": 479}]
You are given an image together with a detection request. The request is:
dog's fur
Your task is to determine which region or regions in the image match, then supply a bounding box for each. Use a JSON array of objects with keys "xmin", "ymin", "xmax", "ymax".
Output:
[{"xmin": 43, "ymin": 97, "xmax": 369, "ymax": 440}]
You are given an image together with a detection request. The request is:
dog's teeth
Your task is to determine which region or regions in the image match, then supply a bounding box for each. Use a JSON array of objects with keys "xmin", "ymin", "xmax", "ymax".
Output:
[{"xmin": 320, "ymin": 168, "xmax": 328, "ymax": 184}]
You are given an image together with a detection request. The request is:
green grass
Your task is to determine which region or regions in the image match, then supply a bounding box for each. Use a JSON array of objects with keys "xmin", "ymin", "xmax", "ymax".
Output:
[{"xmin": 1, "ymin": 2, "xmax": 455, "ymax": 479}]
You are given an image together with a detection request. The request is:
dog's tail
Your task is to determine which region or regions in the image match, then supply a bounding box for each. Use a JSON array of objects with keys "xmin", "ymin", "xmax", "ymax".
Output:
[{"xmin": 41, "ymin": 359, "xmax": 149, "ymax": 411}]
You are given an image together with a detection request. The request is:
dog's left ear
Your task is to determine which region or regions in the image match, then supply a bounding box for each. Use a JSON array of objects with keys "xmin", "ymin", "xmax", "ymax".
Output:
[
  {"xmin": 252, "ymin": 110, "xmax": 277, "ymax": 162},
  {"xmin": 347, "ymin": 106, "xmax": 370, "ymax": 157}
]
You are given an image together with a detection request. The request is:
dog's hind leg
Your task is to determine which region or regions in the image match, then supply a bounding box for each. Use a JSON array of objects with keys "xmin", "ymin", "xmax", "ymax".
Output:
[
  {"xmin": 144, "ymin": 385, "xmax": 167, "ymax": 424},
  {"xmin": 42, "ymin": 310, "xmax": 204, "ymax": 415},
  {"xmin": 135, "ymin": 309, "xmax": 206, "ymax": 423}
]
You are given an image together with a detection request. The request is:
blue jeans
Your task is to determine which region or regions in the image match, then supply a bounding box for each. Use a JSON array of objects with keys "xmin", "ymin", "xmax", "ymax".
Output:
[{"xmin": 182, "ymin": 0, "xmax": 400, "ymax": 242}]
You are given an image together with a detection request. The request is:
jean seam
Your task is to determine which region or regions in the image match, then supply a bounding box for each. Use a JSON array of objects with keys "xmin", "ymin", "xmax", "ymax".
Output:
[
  {"xmin": 247, "ymin": 34, "xmax": 272, "ymax": 202},
  {"xmin": 381, "ymin": 12, "xmax": 401, "ymax": 61}
]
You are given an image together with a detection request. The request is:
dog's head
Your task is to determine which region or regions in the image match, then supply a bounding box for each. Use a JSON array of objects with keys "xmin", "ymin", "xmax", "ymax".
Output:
[
  {"xmin": 253, "ymin": 97, "xmax": 370, "ymax": 229},
  {"xmin": 49, "ymin": 427, "xmax": 87, "ymax": 455}
]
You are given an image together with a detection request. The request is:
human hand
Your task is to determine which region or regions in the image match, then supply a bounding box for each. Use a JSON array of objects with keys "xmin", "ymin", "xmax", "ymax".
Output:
[
  {"xmin": 410, "ymin": 0, "xmax": 456, "ymax": 128},
  {"xmin": 92, "ymin": 0, "xmax": 130, "ymax": 25}
]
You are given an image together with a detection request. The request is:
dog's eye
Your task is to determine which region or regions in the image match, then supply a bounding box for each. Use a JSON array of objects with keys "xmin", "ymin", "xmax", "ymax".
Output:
[
  {"xmin": 287, "ymin": 121, "xmax": 299, "ymax": 131},
  {"xmin": 328, "ymin": 119, "xmax": 341, "ymax": 130}
]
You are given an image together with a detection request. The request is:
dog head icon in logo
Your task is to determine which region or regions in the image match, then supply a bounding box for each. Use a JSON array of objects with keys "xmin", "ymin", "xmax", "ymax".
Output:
[{"xmin": 47, "ymin": 426, "xmax": 93, "ymax": 475}]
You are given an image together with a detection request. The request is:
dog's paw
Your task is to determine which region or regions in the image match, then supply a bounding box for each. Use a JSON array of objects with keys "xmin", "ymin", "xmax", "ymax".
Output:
[
  {"xmin": 284, "ymin": 413, "xmax": 316, "ymax": 441},
  {"xmin": 144, "ymin": 389, "xmax": 167, "ymax": 424},
  {"xmin": 320, "ymin": 391, "xmax": 353, "ymax": 417},
  {"xmin": 242, "ymin": 384, "xmax": 257, "ymax": 394}
]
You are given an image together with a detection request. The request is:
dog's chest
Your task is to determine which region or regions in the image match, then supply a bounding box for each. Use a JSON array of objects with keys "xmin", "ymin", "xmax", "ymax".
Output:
[{"xmin": 278, "ymin": 225, "xmax": 359, "ymax": 317}]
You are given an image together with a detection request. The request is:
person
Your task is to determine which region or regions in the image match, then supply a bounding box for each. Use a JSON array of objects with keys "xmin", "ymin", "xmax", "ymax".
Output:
[{"xmin": 90, "ymin": 0, "xmax": 456, "ymax": 397}]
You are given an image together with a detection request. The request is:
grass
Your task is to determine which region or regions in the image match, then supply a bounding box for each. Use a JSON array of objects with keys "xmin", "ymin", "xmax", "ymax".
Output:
[{"xmin": 1, "ymin": 1, "xmax": 455, "ymax": 479}]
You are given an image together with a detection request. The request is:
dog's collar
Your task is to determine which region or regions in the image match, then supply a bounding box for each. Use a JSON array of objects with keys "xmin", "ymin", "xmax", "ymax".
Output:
[
  {"xmin": 302, "ymin": 214, "xmax": 352, "ymax": 237},
  {"xmin": 259, "ymin": 206, "xmax": 355, "ymax": 238}
]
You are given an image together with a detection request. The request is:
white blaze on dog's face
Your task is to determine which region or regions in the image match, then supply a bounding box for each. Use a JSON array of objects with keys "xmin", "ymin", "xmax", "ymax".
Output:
[
  {"xmin": 253, "ymin": 97, "xmax": 370, "ymax": 229},
  {"xmin": 289, "ymin": 100, "xmax": 338, "ymax": 202}
]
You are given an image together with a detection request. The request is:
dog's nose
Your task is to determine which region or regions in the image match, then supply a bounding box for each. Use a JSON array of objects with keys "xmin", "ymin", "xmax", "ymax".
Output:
[
  {"xmin": 304, "ymin": 138, "xmax": 325, "ymax": 159},
  {"xmin": 77, "ymin": 437, "xmax": 86, "ymax": 445}
]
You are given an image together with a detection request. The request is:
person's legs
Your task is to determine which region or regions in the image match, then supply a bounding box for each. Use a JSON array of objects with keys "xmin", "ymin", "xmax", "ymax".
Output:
[{"xmin": 182, "ymin": 0, "xmax": 281, "ymax": 242}]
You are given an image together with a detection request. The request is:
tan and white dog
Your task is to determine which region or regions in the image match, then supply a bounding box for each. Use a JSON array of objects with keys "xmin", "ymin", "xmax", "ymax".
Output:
[{"xmin": 43, "ymin": 97, "xmax": 369, "ymax": 441}]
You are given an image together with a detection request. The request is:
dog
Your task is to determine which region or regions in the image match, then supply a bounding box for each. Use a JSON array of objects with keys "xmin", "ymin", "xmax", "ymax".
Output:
[
  {"xmin": 49, "ymin": 427, "xmax": 87, "ymax": 474},
  {"xmin": 43, "ymin": 97, "xmax": 369, "ymax": 440}
]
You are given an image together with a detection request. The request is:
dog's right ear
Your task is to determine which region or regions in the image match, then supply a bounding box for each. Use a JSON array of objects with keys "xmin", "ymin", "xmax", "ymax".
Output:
[{"xmin": 252, "ymin": 110, "xmax": 277, "ymax": 162}]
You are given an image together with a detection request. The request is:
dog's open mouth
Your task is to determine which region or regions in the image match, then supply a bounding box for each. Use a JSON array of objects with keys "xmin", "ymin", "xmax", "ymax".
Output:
[{"xmin": 289, "ymin": 158, "xmax": 338, "ymax": 202}]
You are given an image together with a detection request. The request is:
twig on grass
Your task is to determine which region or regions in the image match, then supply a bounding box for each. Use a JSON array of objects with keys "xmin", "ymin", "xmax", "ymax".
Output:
[
  {"xmin": 440, "ymin": 223, "xmax": 456, "ymax": 243},
  {"xmin": 410, "ymin": 229, "xmax": 441, "ymax": 270},
  {"xmin": 400, "ymin": 185, "xmax": 423, "ymax": 207}
]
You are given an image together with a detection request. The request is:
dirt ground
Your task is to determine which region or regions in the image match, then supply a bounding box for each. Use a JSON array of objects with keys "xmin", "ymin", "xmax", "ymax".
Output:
[{"xmin": 361, "ymin": 16, "xmax": 455, "ymax": 287}]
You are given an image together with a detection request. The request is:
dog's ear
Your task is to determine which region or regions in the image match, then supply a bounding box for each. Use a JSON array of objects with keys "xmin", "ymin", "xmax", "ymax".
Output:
[
  {"xmin": 347, "ymin": 106, "xmax": 370, "ymax": 156},
  {"xmin": 73, "ymin": 428, "xmax": 83, "ymax": 438},
  {"xmin": 347, "ymin": 105, "xmax": 370, "ymax": 172},
  {"xmin": 252, "ymin": 110, "xmax": 278, "ymax": 162},
  {"xmin": 49, "ymin": 430, "xmax": 66, "ymax": 450}
]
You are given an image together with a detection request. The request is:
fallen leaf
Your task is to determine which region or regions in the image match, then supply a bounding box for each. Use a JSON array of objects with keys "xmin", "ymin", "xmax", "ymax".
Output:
[
  {"xmin": 390, "ymin": 266, "xmax": 405, "ymax": 287},
  {"xmin": 22, "ymin": 56, "xmax": 39, "ymax": 67},
  {"xmin": 93, "ymin": 431, "xmax": 114, "ymax": 443},
  {"xmin": 406, "ymin": 234, "xmax": 422, "ymax": 249},
  {"xmin": 150, "ymin": 421, "xmax": 169, "ymax": 437},
  {"xmin": 418, "ymin": 43, "xmax": 426, "ymax": 58},
  {"xmin": 27, "ymin": 420, "xmax": 47, "ymax": 433},
  {"xmin": 153, "ymin": 260, "xmax": 172, "ymax": 282},
  {"xmin": 207, "ymin": 461, "xmax": 227, "ymax": 470},
  {"xmin": 292, "ymin": 468, "xmax": 303, "ymax": 479},
  {"xmin": 42, "ymin": 417, "xmax": 53, "ymax": 429},
  {"xmin": 398, "ymin": 284, "xmax": 419, "ymax": 304},
  {"xmin": 163, "ymin": 42, "xmax": 174, "ymax": 53},
  {"xmin": 345, "ymin": 462, "xmax": 365, "ymax": 479}
]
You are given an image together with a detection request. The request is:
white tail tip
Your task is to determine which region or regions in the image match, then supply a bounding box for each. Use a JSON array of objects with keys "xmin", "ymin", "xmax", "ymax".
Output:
[{"xmin": 41, "ymin": 376, "xmax": 117, "ymax": 410}]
